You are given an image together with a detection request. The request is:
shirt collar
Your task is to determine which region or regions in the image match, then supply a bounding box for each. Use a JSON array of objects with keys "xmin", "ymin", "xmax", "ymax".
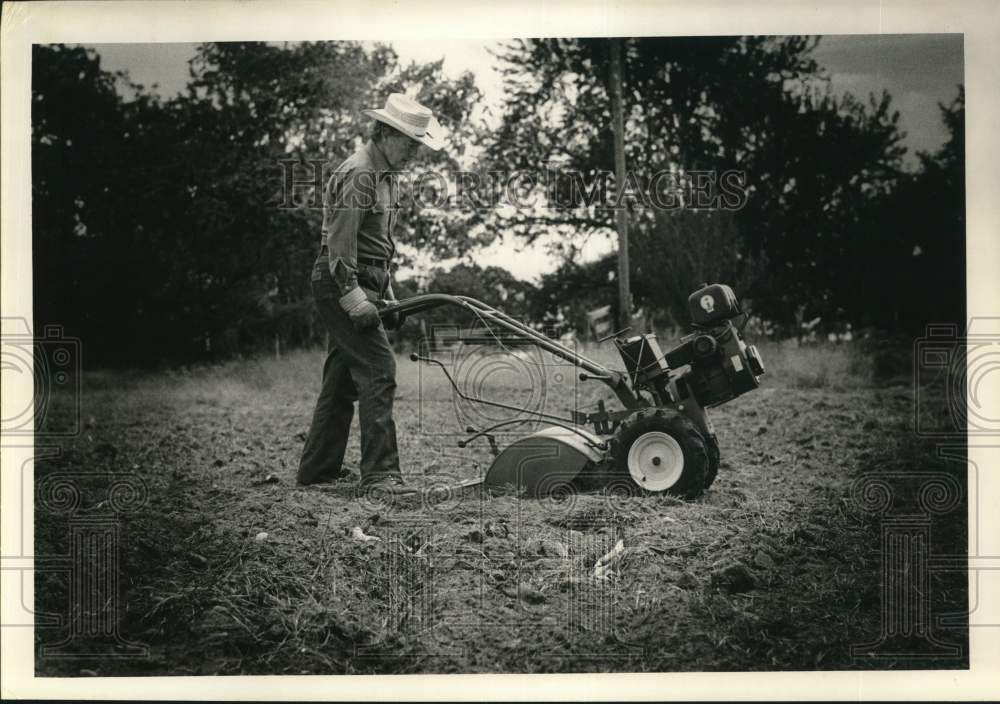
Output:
[{"xmin": 365, "ymin": 139, "xmax": 394, "ymax": 178}]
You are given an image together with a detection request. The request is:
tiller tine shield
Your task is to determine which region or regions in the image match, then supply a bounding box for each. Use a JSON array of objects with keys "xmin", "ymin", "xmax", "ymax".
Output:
[{"xmin": 483, "ymin": 426, "xmax": 606, "ymax": 497}]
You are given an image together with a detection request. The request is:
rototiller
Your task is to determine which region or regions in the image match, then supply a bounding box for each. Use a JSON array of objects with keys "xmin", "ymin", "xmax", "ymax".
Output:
[{"xmin": 378, "ymin": 283, "xmax": 765, "ymax": 499}]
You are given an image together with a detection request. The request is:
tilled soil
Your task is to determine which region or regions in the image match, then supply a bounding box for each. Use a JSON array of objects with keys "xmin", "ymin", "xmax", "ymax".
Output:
[{"xmin": 34, "ymin": 344, "xmax": 968, "ymax": 675}]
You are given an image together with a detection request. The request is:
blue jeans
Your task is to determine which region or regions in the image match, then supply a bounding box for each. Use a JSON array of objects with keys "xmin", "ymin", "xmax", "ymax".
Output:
[{"xmin": 297, "ymin": 255, "xmax": 400, "ymax": 484}]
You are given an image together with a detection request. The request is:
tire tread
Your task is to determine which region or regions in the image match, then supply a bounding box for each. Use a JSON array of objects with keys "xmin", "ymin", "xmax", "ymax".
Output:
[{"xmin": 612, "ymin": 410, "xmax": 710, "ymax": 499}]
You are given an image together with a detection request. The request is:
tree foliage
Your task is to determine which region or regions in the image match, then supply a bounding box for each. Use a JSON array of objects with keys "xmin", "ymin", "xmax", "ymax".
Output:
[
  {"xmin": 481, "ymin": 36, "xmax": 956, "ymax": 332},
  {"xmin": 32, "ymin": 42, "xmax": 482, "ymax": 364},
  {"xmin": 31, "ymin": 39, "xmax": 965, "ymax": 367}
]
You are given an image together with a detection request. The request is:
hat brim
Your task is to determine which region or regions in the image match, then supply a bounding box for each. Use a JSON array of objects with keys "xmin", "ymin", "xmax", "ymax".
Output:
[{"xmin": 362, "ymin": 108, "xmax": 446, "ymax": 151}]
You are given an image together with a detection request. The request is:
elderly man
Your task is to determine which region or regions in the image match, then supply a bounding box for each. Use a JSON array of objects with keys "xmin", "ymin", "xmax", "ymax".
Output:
[{"xmin": 297, "ymin": 94, "xmax": 445, "ymax": 492}]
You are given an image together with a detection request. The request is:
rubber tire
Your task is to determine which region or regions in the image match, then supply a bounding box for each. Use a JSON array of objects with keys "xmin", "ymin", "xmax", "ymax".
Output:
[
  {"xmin": 613, "ymin": 409, "xmax": 710, "ymax": 500},
  {"xmin": 705, "ymin": 435, "xmax": 721, "ymax": 490}
]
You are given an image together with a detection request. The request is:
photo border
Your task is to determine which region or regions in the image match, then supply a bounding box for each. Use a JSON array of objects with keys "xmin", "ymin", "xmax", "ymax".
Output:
[{"xmin": 3, "ymin": 0, "xmax": 998, "ymax": 700}]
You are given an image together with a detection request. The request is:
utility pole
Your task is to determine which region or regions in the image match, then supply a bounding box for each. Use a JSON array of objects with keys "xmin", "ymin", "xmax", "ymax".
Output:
[{"xmin": 609, "ymin": 38, "xmax": 632, "ymax": 329}]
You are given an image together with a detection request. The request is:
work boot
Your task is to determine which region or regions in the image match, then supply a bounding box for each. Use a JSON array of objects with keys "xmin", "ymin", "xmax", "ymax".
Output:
[
  {"xmin": 297, "ymin": 467, "xmax": 357, "ymax": 487},
  {"xmin": 358, "ymin": 473, "xmax": 417, "ymax": 496}
]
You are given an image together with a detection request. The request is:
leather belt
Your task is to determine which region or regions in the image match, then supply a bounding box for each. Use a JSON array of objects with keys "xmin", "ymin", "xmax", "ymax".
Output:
[
  {"xmin": 317, "ymin": 246, "xmax": 390, "ymax": 270},
  {"xmin": 357, "ymin": 256, "xmax": 390, "ymax": 270}
]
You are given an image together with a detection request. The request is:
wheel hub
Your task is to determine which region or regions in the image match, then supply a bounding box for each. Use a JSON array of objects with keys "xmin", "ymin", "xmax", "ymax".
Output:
[{"xmin": 626, "ymin": 431, "xmax": 684, "ymax": 491}]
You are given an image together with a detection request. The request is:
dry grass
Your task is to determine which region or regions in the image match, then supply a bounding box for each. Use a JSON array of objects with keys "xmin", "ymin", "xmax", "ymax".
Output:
[{"xmin": 34, "ymin": 338, "xmax": 967, "ymax": 674}]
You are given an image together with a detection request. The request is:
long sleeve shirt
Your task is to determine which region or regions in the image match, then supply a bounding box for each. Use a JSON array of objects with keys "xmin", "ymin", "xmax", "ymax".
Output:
[{"xmin": 321, "ymin": 139, "xmax": 398, "ymax": 295}]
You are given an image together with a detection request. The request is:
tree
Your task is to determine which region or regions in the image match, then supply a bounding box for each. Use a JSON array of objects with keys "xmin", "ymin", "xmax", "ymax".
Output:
[
  {"xmin": 32, "ymin": 44, "xmax": 162, "ymax": 363},
  {"xmin": 529, "ymin": 256, "xmax": 617, "ymax": 335},
  {"xmin": 32, "ymin": 41, "xmax": 484, "ymax": 365},
  {"xmin": 875, "ymin": 86, "xmax": 964, "ymax": 330},
  {"xmin": 480, "ymin": 36, "xmax": 911, "ymax": 332}
]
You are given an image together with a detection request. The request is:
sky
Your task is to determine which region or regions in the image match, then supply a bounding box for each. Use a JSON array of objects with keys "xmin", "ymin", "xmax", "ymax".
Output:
[
  {"xmin": 811, "ymin": 34, "xmax": 963, "ymax": 158},
  {"xmin": 86, "ymin": 35, "xmax": 963, "ymax": 281}
]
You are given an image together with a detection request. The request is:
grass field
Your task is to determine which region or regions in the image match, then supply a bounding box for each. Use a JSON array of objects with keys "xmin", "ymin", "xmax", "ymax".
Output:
[{"xmin": 34, "ymin": 337, "xmax": 969, "ymax": 674}]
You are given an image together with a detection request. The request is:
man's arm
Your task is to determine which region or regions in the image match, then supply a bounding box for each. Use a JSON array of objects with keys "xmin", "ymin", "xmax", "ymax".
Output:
[
  {"xmin": 323, "ymin": 168, "xmax": 377, "ymax": 296},
  {"xmin": 323, "ymin": 168, "xmax": 380, "ymax": 328}
]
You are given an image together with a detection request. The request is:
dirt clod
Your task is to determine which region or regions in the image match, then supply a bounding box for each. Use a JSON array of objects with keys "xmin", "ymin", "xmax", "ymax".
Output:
[
  {"xmin": 502, "ymin": 582, "xmax": 546, "ymax": 604},
  {"xmin": 350, "ymin": 526, "xmax": 380, "ymax": 543},
  {"xmin": 540, "ymin": 540, "xmax": 569, "ymax": 557},
  {"xmin": 753, "ymin": 551, "xmax": 777, "ymax": 571},
  {"xmin": 710, "ymin": 561, "xmax": 756, "ymax": 594},
  {"xmin": 485, "ymin": 520, "xmax": 509, "ymax": 538},
  {"xmin": 677, "ymin": 571, "xmax": 701, "ymax": 590}
]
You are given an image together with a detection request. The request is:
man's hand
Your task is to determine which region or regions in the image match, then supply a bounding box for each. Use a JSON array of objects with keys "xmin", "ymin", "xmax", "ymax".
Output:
[
  {"xmin": 381, "ymin": 282, "xmax": 405, "ymax": 331},
  {"xmin": 339, "ymin": 287, "xmax": 381, "ymax": 329}
]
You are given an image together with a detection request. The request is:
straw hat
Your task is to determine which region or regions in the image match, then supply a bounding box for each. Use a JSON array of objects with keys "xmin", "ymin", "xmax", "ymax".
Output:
[{"xmin": 362, "ymin": 93, "xmax": 446, "ymax": 151}]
